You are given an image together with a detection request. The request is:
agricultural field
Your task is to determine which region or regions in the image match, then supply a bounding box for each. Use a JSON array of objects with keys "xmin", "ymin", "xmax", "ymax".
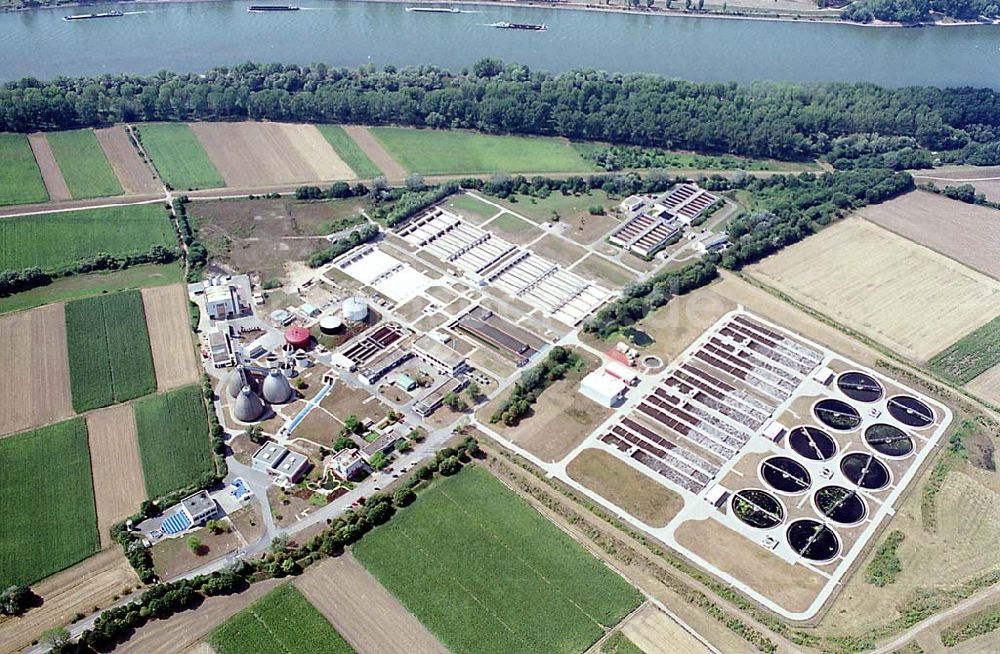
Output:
[
  {"xmin": 210, "ymin": 584, "xmax": 357, "ymax": 654},
  {"xmin": 0, "ymin": 418, "xmax": 100, "ymax": 587},
  {"xmin": 912, "ymin": 165, "xmax": 1000, "ymax": 204},
  {"xmin": 0, "ymin": 263, "xmax": 183, "ymax": 316},
  {"xmin": 142, "ymin": 284, "xmax": 200, "ymax": 390},
  {"xmin": 747, "ymin": 217, "xmax": 1000, "ymax": 361},
  {"xmin": 46, "ymin": 128, "xmax": 123, "ymax": 199},
  {"xmin": 566, "ymin": 449, "xmax": 684, "ymax": 527},
  {"xmin": 859, "ymin": 191, "xmax": 1000, "ymax": 279},
  {"xmin": 189, "ymin": 122, "xmax": 353, "ymax": 187},
  {"xmin": 0, "ymin": 303, "xmax": 73, "ymax": 437},
  {"xmin": 0, "ymin": 203, "xmax": 175, "ymax": 273},
  {"xmin": 87, "ymin": 404, "xmax": 147, "ymax": 547},
  {"xmin": 135, "ymin": 123, "xmax": 224, "ymax": 190},
  {"xmin": 369, "ymin": 127, "xmax": 595, "ymax": 175},
  {"xmin": 928, "ymin": 316, "xmax": 1000, "ymax": 385},
  {"xmin": 65, "ymin": 290, "xmax": 157, "ymax": 412},
  {"xmin": 133, "ymin": 384, "xmax": 213, "ymax": 499},
  {"xmin": 316, "ymin": 124, "xmax": 383, "ymax": 178},
  {"xmin": 27, "ymin": 132, "xmax": 70, "ymax": 201},
  {"xmin": 617, "ymin": 604, "xmax": 713, "ymax": 654},
  {"xmin": 0, "ymin": 132, "xmax": 48, "ymax": 205},
  {"xmin": 93, "ymin": 125, "xmax": 162, "ymax": 195},
  {"xmin": 353, "ymin": 466, "xmax": 642, "ymax": 654}
]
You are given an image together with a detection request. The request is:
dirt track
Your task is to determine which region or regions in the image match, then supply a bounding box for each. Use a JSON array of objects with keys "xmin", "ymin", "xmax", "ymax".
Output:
[
  {"xmin": 0, "ymin": 548, "xmax": 136, "ymax": 653},
  {"xmin": 95, "ymin": 126, "xmax": 162, "ymax": 195},
  {"xmin": 87, "ymin": 404, "xmax": 147, "ymax": 548},
  {"xmin": 0, "ymin": 303, "xmax": 74, "ymax": 437},
  {"xmin": 342, "ymin": 125, "xmax": 408, "ymax": 180},
  {"xmin": 142, "ymin": 284, "xmax": 200, "ymax": 391},
  {"xmin": 190, "ymin": 122, "xmax": 353, "ymax": 187},
  {"xmin": 27, "ymin": 132, "xmax": 70, "ymax": 201},
  {"xmin": 295, "ymin": 554, "xmax": 448, "ymax": 654}
]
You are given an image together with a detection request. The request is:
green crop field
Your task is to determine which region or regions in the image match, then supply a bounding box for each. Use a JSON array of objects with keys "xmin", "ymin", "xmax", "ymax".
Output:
[
  {"xmin": 928, "ymin": 315, "xmax": 1000, "ymax": 384},
  {"xmin": 0, "ymin": 418, "xmax": 99, "ymax": 587},
  {"xmin": 134, "ymin": 384, "xmax": 213, "ymax": 498},
  {"xmin": 0, "ymin": 133, "xmax": 48, "ymax": 206},
  {"xmin": 316, "ymin": 125, "xmax": 382, "ymax": 178},
  {"xmin": 65, "ymin": 290, "xmax": 157, "ymax": 412},
  {"xmin": 0, "ymin": 204, "xmax": 175, "ymax": 273},
  {"xmin": 46, "ymin": 129, "xmax": 123, "ymax": 199},
  {"xmin": 210, "ymin": 584, "xmax": 356, "ymax": 654},
  {"xmin": 136, "ymin": 123, "xmax": 224, "ymax": 190},
  {"xmin": 370, "ymin": 127, "xmax": 595, "ymax": 175},
  {"xmin": 353, "ymin": 465, "xmax": 642, "ymax": 654}
]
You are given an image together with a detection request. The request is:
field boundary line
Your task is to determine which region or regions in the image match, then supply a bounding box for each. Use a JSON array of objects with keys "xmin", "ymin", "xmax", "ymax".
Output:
[
  {"xmin": 248, "ymin": 606, "xmax": 296, "ymax": 654},
  {"xmin": 0, "ymin": 196, "xmax": 165, "ymax": 220}
]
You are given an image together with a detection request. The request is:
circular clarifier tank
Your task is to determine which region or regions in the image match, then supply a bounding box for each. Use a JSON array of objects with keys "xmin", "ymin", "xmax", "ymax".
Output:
[
  {"xmin": 761, "ymin": 456, "xmax": 812, "ymax": 495},
  {"xmin": 864, "ymin": 424, "xmax": 914, "ymax": 458},
  {"xmin": 887, "ymin": 395, "xmax": 935, "ymax": 429},
  {"xmin": 814, "ymin": 399, "xmax": 862, "ymax": 432},
  {"xmin": 789, "ymin": 426, "xmax": 838, "ymax": 461},
  {"xmin": 840, "ymin": 452, "xmax": 891, "ymax": 490},
  {"xmin": 814, "ymin": 485, "xmax": 867, "ymax": 526},
  {"xmin": 837, "ymin": 371, "xmax": 884, "ymax": 403},
  {"xmin": 731, "ymin": 489, "xmax": 785, "ymax": 529},
  {"xmin": 787, "ymin": 520, "xmax": 841, "ymax": 563}
]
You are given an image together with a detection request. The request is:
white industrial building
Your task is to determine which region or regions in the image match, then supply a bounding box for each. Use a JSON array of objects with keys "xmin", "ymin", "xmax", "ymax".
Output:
[
  {"xmin": 337, "ymin": 247, "xmax": 430, "ymax": 303},
  {"xmin": 579, "ymin": 370, "xmax": 628, "ymax": 407},
  {"xmin": 179, "ymin": 490, "xmax": 218, "ymax": 525},
  {"xmin": 252, "ymin": 442, "xmax": 310, "ymax": 484},
  {"xmin": 412, "ymin": 334, "xmax": 467, "ymax": 376}
]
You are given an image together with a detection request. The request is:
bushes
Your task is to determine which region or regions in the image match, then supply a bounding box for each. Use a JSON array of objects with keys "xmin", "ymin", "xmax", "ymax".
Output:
[
  {"xmin": 307, "ymin": 224, "xmax": 380, "ymax": 268},
  {"xmin": 490, "ymin": 347, "xmax": 582, "ymax": 426},
  {"xmin": 375, "ymin": 183, "xmax": 459, "ymax": 227},
  {"xmin": 865, "ymin": 530, "xmax": 905, "ymax": 587},
  {"xmin": 294, "ymin": 181, "xmax": 369, "ymax": 200},
  {"xmin": 941, "ymin": 605, "xmax": 1000, "ymax": 647}
]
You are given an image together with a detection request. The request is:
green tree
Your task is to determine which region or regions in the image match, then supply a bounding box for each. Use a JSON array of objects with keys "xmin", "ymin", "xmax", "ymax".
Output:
[
  {"xmin": 438, "ymin": 455, "xmax": 462, "ymax": 476},
  {"xmin": 367, "ymin": 501, "xmax": 394, "ymax": 525},
  {"xmin": 369, "ymin": 450, "xmax": 390, "ymax": 470},
  {"xmin": 270, "ymin": 534, "xmax": 289, "ymax": 553},
  {"xmin": 334, "ymin": 436, "xmax": 356, "ymax": 451},
  {"xmin": 245, "ymin": 425, "xmax": 266, "ymax": 444},
  {"xmin": 393, "ymin": 487, "xmax": 416, "ymax": 507},
  {"xmin": 0, "ymin": 585, "xmax": 32, "ymax": 615},
  {"xmin": 42, "ymin": 626, "xmax": 70, "ymax": 647},
  {"xmin": 344, "ymin": 415, "xmax": 365, "ymax": 435},
  {"xmin": 443, "ymin": 391, "xmax": 467, "ymax": 412},
  {"xmin": 187, "ymin": 535, "xmax": 203, "ymax": 555},
  {"xmin": 465, "ymin": 381, "xmax": 481, "ymax": 402}
]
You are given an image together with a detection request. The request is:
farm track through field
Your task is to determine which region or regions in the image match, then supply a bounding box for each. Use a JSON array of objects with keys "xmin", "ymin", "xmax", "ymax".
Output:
[
  {"xmin": 342, "ymin": 125, "xmax": 408, "ymax": 180},
  {"xmin": 27, "ymin": 132, "xmax": 70, "ymax": 201},
  {"xmin": 295, "ymin": 555, "xmax": 447, "ymax": 654},
  {"xmin": 0, "ymin": 303, "xmax": 73, "ymax": 437},
  {"xmin": 95, "ymin": 125, "xmax": 162, "ymax": 195},
  {"xmin": 87, "ymin": 404, "xmax": 147, "ymax": 548},
  {"xmin": 142, "ymin": 284, "xmax": 200, "ymax": 391}
]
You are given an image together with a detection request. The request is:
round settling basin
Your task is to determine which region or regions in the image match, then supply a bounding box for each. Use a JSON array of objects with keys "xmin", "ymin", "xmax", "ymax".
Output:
[
  {"xmin": 731, "ymin": 489, "xmax": 785, "ymax": 529},
  {"xmin": 814, "ymin": 399, "xmax": 862, "ymax": 431},
  {"xmin": 837, "ymin": 371, "xmax": 884, "ymax": 403},
  {"xmin": 840, "ymin": 452, "xmax": 891, "ymax": 490},
  {"xmin": 789, "ymin": 426, "xmax": 838, "ymax": 461},
  {"xmin": 814, "ymin": 485, "xmax": 867, "ymax": 525},
  {"xmin": 787, "ymin": 519, "xmax": 841, "ymax": 563},
  {"xmin": 887, "ymin": 395, "xmax": 935, "ymax": 428},
  {"xmin": 864, "ymin": 424, "xmax": 914, "ymax": 458},
  {"xmin": 761, "ymin": 456, "xmax": 812, "ymax": 495}
]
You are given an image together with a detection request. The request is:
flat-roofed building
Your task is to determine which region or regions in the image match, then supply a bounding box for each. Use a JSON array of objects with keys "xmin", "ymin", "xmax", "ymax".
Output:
[
  {"xmin": 180, "ymin": 490, "xmax": 217, "ymax": 524},
  {"xmin": 605, "ymin": 360, "xmax": 639, "ymax": 386},
  {"xmin": 331, "ymin": 448, "xmax": 367, "ymax": 480},
  {"xmin": 411, "ymin": 334, "xmax": 466, "ymax": 376},
  {"xmin": 252, "ymin": 442, "xmax": 310, "ymax": 484},
  {"xmin": 359, "ymin": 346, "xmax": 412, "ymax": 385},
  {"xmin": 579, "ymin": 370, "xmax": 628, "ymax": 407},
  {"xmin": 413, "ymin": 375, "xmax": 469, "ymax": 417},
  {"xmin": 360, "ymin": 432, "xmax": 398, "ymax": 463},
  {"xmin": 208, "ymin": 329, "xmax": 232, "ymax": 368},
  {"xmin": 206, "ymin": 284, "xmax": 239, "ymax": 321}
]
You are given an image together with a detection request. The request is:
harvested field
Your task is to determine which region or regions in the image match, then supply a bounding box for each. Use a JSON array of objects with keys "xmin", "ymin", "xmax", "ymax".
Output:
[
  {"xmin": 912, "ymin": 166, "xmax": 1000, "ymax": 204},
  {"xmin": 966, "ymin": 363, "xmax": 1000, "ymax": 405},
  {"xmin": 315, "ymin": 124, "xmax": 382, "ymax": 178},
  {"xmin": 0, "ymin": 548, "xmax": 136, "ymax": 654},
  {"xmin": 0, "ymin": 418, "xmax": 99, "ymax": 587},
  {"xmin": 87, "ymin": 404, "xmax": 147, "ymax": 548},
  {"xmin": 0, "ymin": 132, "xmax": 48, "ymax": 205},
  {"xmin": 619, "ymin": 604, "xmax": 713, "ymax": 654},
  {"xmin": 142, "ymin": 284, "xmax": 199, "ymax": 390},
  {"xmin": 0, "ymin": 303, "xmax": 73, "ymax": 437},
  {"xmin": 27, "ymin": 132, "xmax": 70, "ymax": 201},
  {"xmin": 134, "ymin": 384, "xmax": 213, "ymax": 499},
  {"xmin": 190, "ymin": 122, "xmax": 353, "ymax": 187},
  {"xmin": 674, "ymin": 517, "xmax": 826, "ymax": 614},
  {"xmin": 747, "ymin": 217, "xmax": 1000, "ymax": 361},
  {"xmin": 116, "ymin": 578, "xmax": 283, "ymax": 654},
  {"xmin": 566, "ymin": 449, "xmax": 684, "ymax": 527},
  {"xmin": 341, "ymin": 125, "xmax": 407, "ymax": 180},
  {"xmin": 46, "ymin": 128, "xmax": 123, "ymax": 199},
  {"xmin": 353, "ymin": 466, "xmax": 642, "ymax": 654},
  {"xmin": 860, "ymin": 191, "xmax": 1000, "ymax": 280},
  {"xmin": 94, "ymin": 125, "xmax": 161, "ymax": 194},
  {"xmin": 296, "ymin": 554, "xmax": 448, "ymax": 654}
]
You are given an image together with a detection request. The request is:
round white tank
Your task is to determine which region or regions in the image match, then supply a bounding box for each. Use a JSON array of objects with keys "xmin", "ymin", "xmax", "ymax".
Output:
[
  {"xmin": 319, "ymin": 315, "xmax": 343, "ymax": 334},
  {"xmin": 342, "ymin": 296, "xmax": 368, "ymax": 322}
]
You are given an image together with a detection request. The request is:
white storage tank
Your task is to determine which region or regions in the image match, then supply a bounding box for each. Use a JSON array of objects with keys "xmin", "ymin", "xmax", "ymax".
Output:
[
  {"xmin": 342, "ymin": 296, "xmax": 368, "ymax": 322},
  {"xmin": 319, "ymin": 315, "xmax": 343, "ymax": 335}
]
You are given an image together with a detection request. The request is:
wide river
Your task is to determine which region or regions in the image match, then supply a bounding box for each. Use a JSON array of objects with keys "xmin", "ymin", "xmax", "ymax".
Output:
[{"xmin": 2, "ymin": 0, "xmax": 999, "ymax": 87}]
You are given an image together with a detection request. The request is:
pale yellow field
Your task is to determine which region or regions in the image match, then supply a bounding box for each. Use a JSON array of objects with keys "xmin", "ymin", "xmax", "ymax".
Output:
[
  {"xmin": 747, "ymin": 218, "xmax": 1000, "ymax": 361},
  {"xmin": 620, "ymin": 603, "xmax": 714, "ymax": 654},
  {"xmin": 965, "ymin": 363, "xmax": 1000, "ymax": 405}
]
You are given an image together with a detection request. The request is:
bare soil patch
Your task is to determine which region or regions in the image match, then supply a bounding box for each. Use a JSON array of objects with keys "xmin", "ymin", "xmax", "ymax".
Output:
[
  {"xmin": 674, "ymin": 517, "xmax": 826, "ymax": 614},
  {"xmin": 0, "ymin": 303, "xmax": 74, "ymax": 437},
  {"xmin": 142, "ymin": 284, "xmax": 199, "ymax": 391},
  {"xmin": 94, "ymin": 126, "xmax": 161, "ymax": 194},
  {"xmin": 116, "ymin": 578, "xmax": 282, "ymax": 654},
  {"xmin": 530, "ymin": 234, "xmax": 589, "ymax": 269},
  {"xmin": 567, "ymin": 449, "xmax": 683, "ymax": 527},
  {"xmin": 747, "ymin": 217, "xmax": 1000, "ymax": 361},
  {"xmin": 0, "ymin": 548, "xmax": 136, "ymax": 653},
  {"xmin": 320, "ymin": 381, "xmax": 388, "ymax": 426},
  {"xmin": 190, "ymin": 122, "xmax": 352, "ymax": 187},
  {"xmin": 296, "ymin": 554, "xmax": 448, "ymax": 654},
  {"xmin": 860, "ymin": 191, "xmax": 1000, "ymax": 280},
  {"xmin": 87, "ymin": 404, "xmax": 147, "ymax": 548},
  {"xmin": 228, "ymin": 504, "xmax": 266, "ymax": 544},
  {"xmin": 290, "ymin": 407, "xmax": 342, "ymax": 446},
  {"xmin": 966, "ymin": 363, "xmax": 1000, "ymax": 405},
  {"xmin": 912, "ymin": 166, "xmax": 1000, "ymax": 204},
  {"xmin": 27, "ymin": 132, "xmax": 70, "ymax": 201},
  {"xmin": 151, "ymin": 526, "xmax": 242, "ymax": 580},
  {"xmin": 342, "ymin": 125, "xmax": 407, "ymax": 180},
  {"xmin": 620, "ymin": 603, "xmax": 713, "ymax": 654}
]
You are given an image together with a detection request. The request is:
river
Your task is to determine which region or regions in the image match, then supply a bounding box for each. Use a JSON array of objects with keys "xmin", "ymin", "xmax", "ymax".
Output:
[{"xmin": 2, "ymin": 0, "xmax": 999, "ymax": 87}]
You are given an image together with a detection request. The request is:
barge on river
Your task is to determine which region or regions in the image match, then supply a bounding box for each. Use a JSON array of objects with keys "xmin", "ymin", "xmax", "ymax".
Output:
[
  {"xmin": 247, "ymin": 5, "xmax": 300, "ymax": 11},
  {"xmin": 490, "ymin": 21, "xmax": 547, "ymax": 30},
  {"xmin": 63, "ymin": 11, "xmax": 124, "ymax": 20}
]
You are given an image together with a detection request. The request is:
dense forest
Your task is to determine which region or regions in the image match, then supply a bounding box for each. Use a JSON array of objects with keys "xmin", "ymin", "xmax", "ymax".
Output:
[
  {"xmin": 2, "ymin": 61, "xmax": 1000, "ymax": 165},
  {"xmin": 840, "ymin": 0, "xmax": 999, "ymax": 23}
]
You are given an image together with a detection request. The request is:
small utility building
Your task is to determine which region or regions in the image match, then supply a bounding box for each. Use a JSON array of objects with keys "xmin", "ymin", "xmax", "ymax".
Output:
[
  {"xmin": 252, "ymin": 442, "xmax": 310, "ymax": 484},
  {"xmin": 579, "ymin": 371, "xmax": 628, "ymax": 408}
]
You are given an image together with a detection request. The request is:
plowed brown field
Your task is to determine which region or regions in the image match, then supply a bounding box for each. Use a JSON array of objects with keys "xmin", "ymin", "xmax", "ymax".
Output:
[
  {"xmin": 0, "ymin": 303, "xmax": 74, "ymax": 437},
  {"xmin": 95, "ymin": 125, "xmax": 162, "ymax": 194},
  {"xmin": 142, "ymin": 284, "xmax": 199, "ymax": 390},
  {"xmin": 342, "ymin": 125, "xmax": 407, "ymax": 180},
  {"xmin": 27, "ymin": 132, "xmax": 70, "ymax": 201},
  {"xmin": 87, "ymin": 404, "xmax": 147, "ymax": 547}
]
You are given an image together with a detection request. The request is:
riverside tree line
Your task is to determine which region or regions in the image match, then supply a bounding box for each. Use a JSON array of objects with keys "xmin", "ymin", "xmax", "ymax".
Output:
[{"xmin": 2, "ymin": 60, "xmax": 1000, "ymax": 166}]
